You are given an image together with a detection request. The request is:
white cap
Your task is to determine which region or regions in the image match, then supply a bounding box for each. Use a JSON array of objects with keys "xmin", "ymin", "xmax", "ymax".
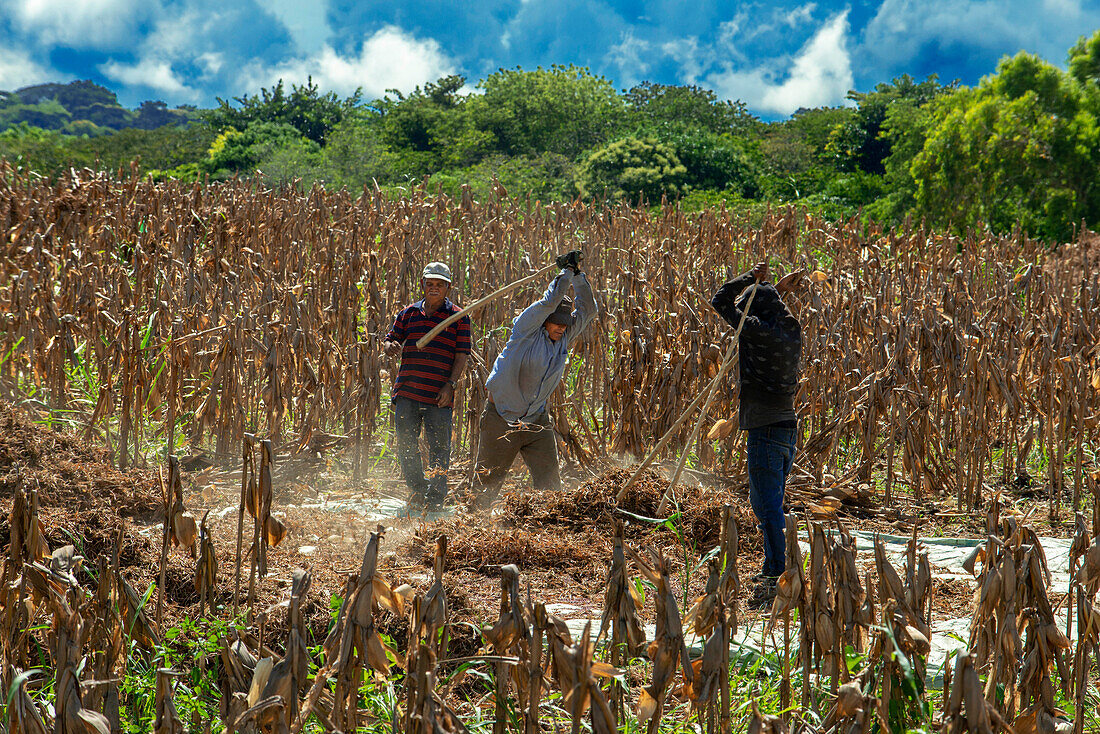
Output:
[{"xmin": 422, "ymin": 262, "xmax": 452, "ymax": 283}]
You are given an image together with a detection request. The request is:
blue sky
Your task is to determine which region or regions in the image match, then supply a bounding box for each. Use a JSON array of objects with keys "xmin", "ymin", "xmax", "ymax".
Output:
[{"xmin": 2, "ymin": 0, "xmax": 1098, "ymax": 118}]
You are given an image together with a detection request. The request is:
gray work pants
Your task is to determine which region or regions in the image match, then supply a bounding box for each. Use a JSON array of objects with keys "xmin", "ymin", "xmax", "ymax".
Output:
[{"xmin": 470, "ymin": 402, "xmax": 560, "ymax": 506}]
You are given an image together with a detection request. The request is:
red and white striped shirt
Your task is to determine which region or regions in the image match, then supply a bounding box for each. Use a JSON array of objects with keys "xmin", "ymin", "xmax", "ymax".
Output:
[{"xmin": 386, "ymin": 299, "xmax": 472, "ymax": 404}]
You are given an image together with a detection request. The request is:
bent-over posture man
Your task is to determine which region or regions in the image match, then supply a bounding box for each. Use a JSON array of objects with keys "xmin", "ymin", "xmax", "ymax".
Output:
[
  {"xmin": 712, "ymin": 260, "xmax": 802, "ymax": 609},
  {"xmin": 467, "ymin": 250, "xmax": 598, "ymax": 508},
  {"xmin": 384, "ymin": 262, "xmax": 471, "ymax": 511}
]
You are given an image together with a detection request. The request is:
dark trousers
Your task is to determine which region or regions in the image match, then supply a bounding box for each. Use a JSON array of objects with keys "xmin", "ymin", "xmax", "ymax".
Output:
[
  {"xmin": 470, "ymin": 403, "xmax": 560, "ymax": 506},
  {"xmin": 746, "ymin": 424, "xmax": 797, "ymax": 577},
  {"xmin": 393, "ymin": 397, "xmax": 452, "ymax": 504}
]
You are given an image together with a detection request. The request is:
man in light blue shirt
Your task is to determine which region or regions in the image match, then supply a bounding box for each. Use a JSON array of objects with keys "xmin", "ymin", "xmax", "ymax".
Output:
[{"xmin": 467, "ymin": 250, "xmax": 598, "ymax": 509}]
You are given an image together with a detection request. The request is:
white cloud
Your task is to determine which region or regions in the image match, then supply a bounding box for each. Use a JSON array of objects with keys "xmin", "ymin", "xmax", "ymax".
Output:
[
  {"xmin": 196, "ymin": 53, "xmax": 224, "ymax": 77},
  {"xmin": 861, "ymin": 0, "xmax": 1100, "ymax": 73},
  {"xmin": 237, "ymin": 25, "xmax": 458, "ymax": 98},
  {"xmin": 606, "ymin": 31, "xmax": 652, "ymax": 87},
  {"xmin": 0, "ymin": 47, "xmax": 60, "ymax": 90},
  {"xmin": 707, "ymin": 11, "xmax": 853, "ymax": 115},
  {"xmin": 661, "ymin": 37, "xmax": 704, "ymax": 84},
  {"xmin": 781, "ymin": 3, "xmax": 818, "ymax": 27},
  {"xmin": 100, "ymin": 58, "xmax": 195, "ymax": 98},
  {"xmin": 10, "ymin": 0, "xmax": 158, "ymax": 50},
  {"xmin": 265, "ymin": 0, "xmax": 331, "ymax": 53}
]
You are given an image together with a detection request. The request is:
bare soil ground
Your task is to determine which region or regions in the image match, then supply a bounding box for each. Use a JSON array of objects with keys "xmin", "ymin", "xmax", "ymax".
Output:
[{"xmin": 0, "ymin": 400, "xmax": 1085, "ymax": 654}]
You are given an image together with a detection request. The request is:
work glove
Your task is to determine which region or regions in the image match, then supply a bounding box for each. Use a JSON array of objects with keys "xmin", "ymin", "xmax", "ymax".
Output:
[{"xmin": 555, "ymin": 249, "xmax": 583, "ymax": 273}]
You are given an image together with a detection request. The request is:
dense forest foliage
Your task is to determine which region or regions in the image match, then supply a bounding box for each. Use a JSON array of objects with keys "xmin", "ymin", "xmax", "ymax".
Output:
[{"xmin": 4, "ymin": 30, "xmax": 1100, "ymax": 241}]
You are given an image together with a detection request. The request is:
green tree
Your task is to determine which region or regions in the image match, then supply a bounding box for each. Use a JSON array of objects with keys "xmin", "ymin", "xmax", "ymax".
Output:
[
  {"xmin": 203, "ymin": 121, "xmax": 311, "ymax": 176},
  {"xmin": 624, "ymin": 82, "xmax": 758, "ymax": 136},
  {"xmin": 758, "ymin": 107, "xmax": 854, "ymax": 200},
  {"xmin": 78, "ymin": 124, "xmax": 217, "ymax": 172},
  {"xmin": 256, "ymin": 137, "xmax": 327, "ymax": 187},
  {"xmin": 826, "ymin": 75, "xmax": 950, "ymax": 175},
  {"xmin": 374, "ymin": 75, "xmax": 491, "ymax": 172},
  {"xmin": 0, "ymin": 98, "xmax": 72, "ymax": 130},
  {"xmin": 15, "ymin": 80, "xmax": 119, "ymax": 118},
  {"xmin": 469, "ymin": 65, "xmax": 627, "ymax": 157},
  {"xmin": 909, "ymin": 51, "xmax": 1100, "ymax": 240},
  {"xmin": 663, "ymin": 128, "xmax": 762, "ymax": 196},
  {"xmin": 319, "ymin": 117, "xmax": 406, "ymax": 188},
  {"xmin": 428, "ymin": 153, "xmax": 576, "ymax": 202},
  {"xmin": 81, "ymin": 102, "xmax": 134, "ymax": 129},
  {"xmin": 202, "ymin": 79, "xmax": 362, "ymax": 144},
  {"xmin": 1069, "ymin": 30, "xmax": 1100, "ymax": 86},
  {"xmin": 133, "ymin": 100, "xmax": 191, "ymax": 130},
  {"xmin": 0, "ymin": 123, "xmax": 94, "ymax": 175},
  {"xmin": 575, "ymin": 136, "xmax": 686, "ymax": 204}
]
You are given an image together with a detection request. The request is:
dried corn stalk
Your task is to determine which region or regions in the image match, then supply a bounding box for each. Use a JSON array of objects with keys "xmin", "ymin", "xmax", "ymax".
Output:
[
  {"xmin": 49, "ymin": 585, "xmax": 112, "ymax": 734},
  {"xmin": 158, "ymin": 456, "xmax": 195, "ymax": 626},
  {"xmin": 766, "ymin": 514, "xmax": 805, "ymax": 713},
  {"xmin": 294, "ymin": 527, "xmax": 404, "ymax": 733},
  {"xmin": 154, "ymin": 668, "xmax": 185, "ymax": 734},
  {"xmin": 84, "ymin": 550, "xmax": 123, "ymax": 728},
  {"xmin": 246, "ymin": 439, "xmax": 286, "ymax": 612},
  {"xmin": 195, "ymin": 509, "xmax": 218, "ymax": 616},
  {"xmin": 628, "ymin": 546, "xmax": 694, "ymax": 734},
  {"xmin": 402, "ymin": 640, "xmax": 469, "ymax": 734},
  {"xmin": 831, "ymin": 524, "xmax": 869, "ymax": 663},
  {"xmin": 596, "ymin": 520, "xmax": 645, "ymax": 724},
  {"xmin": 747, "ymin": 698, "xmax": 788, "ymax": 734},
  {"xmin": 8, "ymin": 487, "xmax": 49, "ymax": 566},
  {"xmin": 683, "ymin": 560, "xmax": 731, "ymax": 734},
  {"xmin": 261, "ymin": 568, "xmax": 312, "ymax": 727},
  {"xmin": 166, "ymin": 455, "xmax": 198, "ymax": 555},
  {"xmin": 234, "ymin": 695, "xmax": 289, "ymax": 734},
  {"xmin": 219, "ymin": 635, "xmax": 259, "ymax": 727},
  {"xmin": 1072, "ymin": 585, "xmax": 1100, "ymax": 734},
  {"xmin": 819, "ymin": 679, "xmax": 877, "ymax": 734},
  {"xmin": 6, "ymin": 669, "xmax": 50, "ymax": 734},
  {"xmin": 418, "ymin": 535, "xmax": 450, "ymax": 658},
  {"xmin": 805, "ymin": 523, "xmax": 838, "ymax": 692},
  {"xmin": 115, "ymin": 552, "xmax": 160, "ymax": 649},
  {"xmin": 482, "ymin": 564, "xmax": 533, "ymax": 734},
  {"xmin": 546, "ymin": 618, "xmax": 618, "ymax": 734},
  {"xmin": 942, "ymin": 651, "xmax": 1011, "ymax": 734}
]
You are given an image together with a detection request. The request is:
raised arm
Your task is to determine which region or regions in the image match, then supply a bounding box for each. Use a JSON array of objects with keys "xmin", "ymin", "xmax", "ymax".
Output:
[
  {"xmin": 711, "ymin": 271, "xmax": 767, "ymax": 333},
  {"xmin": 562, "ymin": 271, "xmax": 598, "ymax": 345},
  {"xmin": 510, "ymin": 269, "xmax": 577, "ymax": 337}
]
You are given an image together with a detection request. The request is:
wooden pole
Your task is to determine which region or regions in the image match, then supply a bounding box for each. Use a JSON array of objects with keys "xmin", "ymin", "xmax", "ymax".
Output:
[
  {"xmin": 618, "ymin": 283, "xmax": 758, "ymax": 504},
  {"xmin": 415, "ymin": 263, "xmax": 557, "ymax": 349}
]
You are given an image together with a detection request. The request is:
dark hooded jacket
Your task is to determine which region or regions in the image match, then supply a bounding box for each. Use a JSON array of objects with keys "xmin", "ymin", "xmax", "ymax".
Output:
[{"xmin": 711, "ymin": 272, "xmax": 801, "ymax": 429}]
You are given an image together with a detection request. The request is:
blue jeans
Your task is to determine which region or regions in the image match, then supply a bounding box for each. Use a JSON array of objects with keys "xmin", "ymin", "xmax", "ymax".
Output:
[
  {"xmin": 393, "ymin": 397, "xmax": 453, "ymax": 504},
  {"xmin": 747, "ymin": 425, "xmax": 797, "ymax": 577}
]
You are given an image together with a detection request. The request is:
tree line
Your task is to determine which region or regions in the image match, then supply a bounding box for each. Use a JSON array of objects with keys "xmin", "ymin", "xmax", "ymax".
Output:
[{"xmin": 3, "ymin": 31, "xmax": 1100, "ymax": 241}]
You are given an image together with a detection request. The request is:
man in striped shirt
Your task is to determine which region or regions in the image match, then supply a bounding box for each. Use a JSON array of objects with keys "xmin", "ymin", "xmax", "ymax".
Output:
[{"xmin": 384, "ymin": 262, "xmax": 472, "ymax": 511}]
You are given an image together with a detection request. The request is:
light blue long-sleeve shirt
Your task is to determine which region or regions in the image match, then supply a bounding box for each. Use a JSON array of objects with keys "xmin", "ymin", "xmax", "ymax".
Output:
[{"xmin": 485, "ymin": 269, "xmax": 598, "ymax": 423}]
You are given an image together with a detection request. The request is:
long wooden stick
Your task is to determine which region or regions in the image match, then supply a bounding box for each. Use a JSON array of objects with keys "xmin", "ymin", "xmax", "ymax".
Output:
[
  {"xmin": 616, "ymin": 283, "xmax": 758, "ymax": 502},
  {"xmin": 657, "ymin": 284, "xmax": 758, "ymax": 514},
  {"xmin": 415, "ymin": 263, "xmax": 557, "ymax": 349}
]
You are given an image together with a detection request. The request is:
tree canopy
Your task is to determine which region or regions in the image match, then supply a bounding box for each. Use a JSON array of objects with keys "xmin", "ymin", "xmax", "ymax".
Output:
[{"xmin": 7, "ymin": 31, "xmax": 1100, "ymax": 242}]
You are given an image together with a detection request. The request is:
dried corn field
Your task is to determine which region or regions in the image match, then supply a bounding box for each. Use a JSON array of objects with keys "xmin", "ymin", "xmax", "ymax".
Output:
[
  {"xmin": 0, "ymin": 165, "xmax": 1097, "ymax": 514},
  {"xmin": 1, "ymin": 164, "xmax": 1100, "ymax": 732},
  {"xmin": 5, "ymin": 460, "xmax": 1100, "ymax": 734}
]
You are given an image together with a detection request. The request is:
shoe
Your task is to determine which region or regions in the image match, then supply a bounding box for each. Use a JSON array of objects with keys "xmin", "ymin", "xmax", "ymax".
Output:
[{"xmin": 747, "ymin": 576, "xmax": 779, "ymax": 610}]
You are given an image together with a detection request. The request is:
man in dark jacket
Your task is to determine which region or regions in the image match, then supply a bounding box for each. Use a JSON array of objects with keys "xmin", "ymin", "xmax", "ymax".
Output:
[{"xmin": 712, "ymin": 261, "xmax": 802, "ymax": 609}]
